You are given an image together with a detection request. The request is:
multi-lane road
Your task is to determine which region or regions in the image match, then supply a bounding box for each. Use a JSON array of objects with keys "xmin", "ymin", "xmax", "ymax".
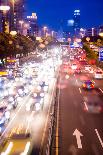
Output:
[{"xmin": 51, "ymin": 64, "xmax": 103, "ymax": 155}]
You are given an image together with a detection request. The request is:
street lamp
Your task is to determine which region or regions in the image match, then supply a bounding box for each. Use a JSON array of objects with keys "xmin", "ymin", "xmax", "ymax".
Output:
[
  {"xmin": 99, "ymin": 32, "xmax": 103, "ymax": 37},
  {"xmin": 0, "ymin": 6, "xmax": 10, "ymax": 32}
]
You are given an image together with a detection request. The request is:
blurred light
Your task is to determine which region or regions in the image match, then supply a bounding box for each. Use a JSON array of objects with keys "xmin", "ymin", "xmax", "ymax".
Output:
[
  {"xmin": 65, "ymin": 75, "xmax": 69, "ymax": 79},
  {"xmin": 0, "ymin": 6, "xmax": 10, "ymax": 11},
  {"xmin": 67, "ymin": 19, "xmax": 74, "ymax": 26},
  {"xmin": 35, "ymin": 103, "xmax": 41, "ymax": 111},
  {"xmin": 99, "ymin": 32, "xmax": 103, "ymax": 37},
  {"xmin": 10, "ymin": 31, "xmax": 17, "ymax": 36},
  {"xmin": 26, "ymin": 104, "xmax": 30, "ymax": 111},
  {"xmin": 34, "ymin": 93, "xmax": 37, "ymax": 97},
  {"xmin": 40, "ymin": 93, "xmax": 44, "ymax": 97},
  {"xmin": 5, "ymin": 111, "xmax": 10, "ymax": 119},
  {"xmin": 8, "ymin": 97, "xmax": 14, "ymax": 102}
]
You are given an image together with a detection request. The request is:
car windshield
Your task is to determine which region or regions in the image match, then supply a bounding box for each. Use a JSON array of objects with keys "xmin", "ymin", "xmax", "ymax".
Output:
[
  {"xmin": 85, "ymin": 81, "xmax": 92, "ymax": 85},
  {"xmin": 11, "ymin": 133, "xmax": 30, "ymax": 139}
]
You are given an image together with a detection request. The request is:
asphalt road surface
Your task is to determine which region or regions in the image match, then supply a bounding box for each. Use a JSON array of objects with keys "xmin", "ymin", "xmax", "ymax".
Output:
[{"xmin": 51, "ymin": 67, "xmax": 103, "ymax": 155}]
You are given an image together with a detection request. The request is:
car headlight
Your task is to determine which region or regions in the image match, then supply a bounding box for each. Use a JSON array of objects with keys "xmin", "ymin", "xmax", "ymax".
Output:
[
  {"xmin": 43, "ymin": 86, "xmax": 48, "ymax": 91},
  {"xmin": 8, "ymin": 97, "xmax": 14, "ymax": 102},
  {"xmin": 40, "ymin": 93, "xmax": 44, "ymax": 97},
  {"xmin": 35, "ymin": 103, "xmax": 41, "ymax": 111},
  {"xmin": 33, "ymin": 93, "xmax": 37, "ymax": 97},
  {"xmin": 18, "ymin": 89, "xmax": 23, "ymax": 94},
  {"xmin": 5, "ymin": 111, "xmax": 10, "ymax": 119}
]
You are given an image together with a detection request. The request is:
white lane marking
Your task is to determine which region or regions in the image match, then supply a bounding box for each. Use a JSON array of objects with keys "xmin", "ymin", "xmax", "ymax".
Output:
[
  {"xmin": 79, "ymin": 88, "xmax": 82, "ymax": 94},
  {"xmin": 2, "ymin": 141, "xmax": 13, "ymax": 154},
  {"xmin": 84, "ymin": 102, "xmax": 88, "ymax": 111},
  {"xmin": 56, "ymin": 70, "xmax": 61, "ymax": 155},
  {"xmin": 73, "ymin": 129, "xmax": 83, "ymax": 149},
  {"xmin": 95, "ymin": 129, "xmax": 103, "ymax": 148},
  {"xmin": 1, "ymin": 94, "xmax": 31, "ymax": 137},
  {"xmin": 99, "ymin": 88, "xmax": 103, "ymax": 94}
]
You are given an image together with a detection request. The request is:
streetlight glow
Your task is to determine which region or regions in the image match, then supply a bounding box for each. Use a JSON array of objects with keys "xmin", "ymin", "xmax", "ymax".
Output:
[{"xmin": 0, "ymin": 6, "xmax": 10, "ymax": 11}]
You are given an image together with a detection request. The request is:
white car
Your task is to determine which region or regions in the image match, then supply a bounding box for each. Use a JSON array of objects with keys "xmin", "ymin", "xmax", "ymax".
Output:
[
  {"xmin": 85, "ymin": 65, "xmax": 91, "ymax": 71},
  {"xmin": 94, "ymin": 71, "xmax": 103, "ymax": 79},
  {"xmin": 71, "ymin": 64, "xmax": 77, "ymax": 70}
]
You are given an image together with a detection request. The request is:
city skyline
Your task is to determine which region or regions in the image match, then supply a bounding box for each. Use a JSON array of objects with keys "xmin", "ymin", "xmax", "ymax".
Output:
[{"xmin": 26, "ymin": 0, "xmax": 103, "ymax": 30}]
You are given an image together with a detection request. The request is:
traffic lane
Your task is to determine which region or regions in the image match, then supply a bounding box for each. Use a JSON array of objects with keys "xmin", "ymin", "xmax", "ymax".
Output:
[
  {"xmin": 58, "ymin": 74, "xmax": 84, "ymax": 155},
  {"xmin": 58, "ymin": 72, "xmax": 103, "ymax": 155},
  {"xmin": 30, "ymin": 77, "xmax": 57, "ymax": 154},
  {"xmin": 74, "ymin": 72, "xmax": 103, "ymax": 93},
  {"xmin": 0, "ymin": 93, "xmax": 33, "ymax": 139},
  {"xmin": 73, "ymin": 73, "xmax": 103, "ymax": 155}
]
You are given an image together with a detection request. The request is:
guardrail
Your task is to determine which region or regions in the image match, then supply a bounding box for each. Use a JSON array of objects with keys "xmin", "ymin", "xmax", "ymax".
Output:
[{"xmin": 44, "ymin": 68, "xmax": 60, "ymax": 155}]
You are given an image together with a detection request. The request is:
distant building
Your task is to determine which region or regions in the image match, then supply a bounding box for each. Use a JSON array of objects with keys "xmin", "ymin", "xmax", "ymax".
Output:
[
  {"xmin": 57, "ymin": 26, "xmax": 64, "ymax": 42},
  {"xmin": 0, "ymin": 0, "xmax": 25, "ymax": 33},
  {"xmin": 9, "ymin": 0, "xmax": 25, "ymax": 32},
  {"xmin": 0, "ymin": 0, "xmax": 10, "ymax": 32},
  {"xmin": 63, "ymin": 31, "xmax": 70, "ymax": 42},
  {"xmin": 26, "ymin": 13, "xmax": 39, "ymax": 36},
  {"xmin": 79, "ymin": 28, "xmax": 86, "ymax": 38},
  {"xmin": 85, "ymin": 28, "xmax": 97, "ymax": 36},
  {"xmin": 98, "ymin": 25, "xmax": 103, "ymax": 33},
  {"xmin": 73, "ymin": 10, "xmax": 80, "ymax": 37}
]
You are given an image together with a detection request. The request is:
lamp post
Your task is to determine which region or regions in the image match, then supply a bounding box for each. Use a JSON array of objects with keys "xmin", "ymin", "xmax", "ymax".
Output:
[{"xmin": 0, "ymin": 6, "xmax": 10, "ymax": 32}]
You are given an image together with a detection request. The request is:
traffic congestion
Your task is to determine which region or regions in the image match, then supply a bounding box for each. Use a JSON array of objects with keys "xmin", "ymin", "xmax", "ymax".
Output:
[{"xmin": 0, "ymin": 50, "xmax": 61, "ymax": 155}]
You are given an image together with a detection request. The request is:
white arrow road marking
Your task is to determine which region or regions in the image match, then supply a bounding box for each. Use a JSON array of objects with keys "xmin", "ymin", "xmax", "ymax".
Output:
[
  {"xmin": 73, "ymin": 129, "xmax": 83, "ymax": 149},
  {"xmin": 95, "ymin": 129, "xmax": 103, "ymax": 148}
]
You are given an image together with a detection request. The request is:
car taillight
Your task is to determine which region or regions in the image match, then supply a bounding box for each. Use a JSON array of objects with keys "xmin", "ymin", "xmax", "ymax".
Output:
[
  {"xmin": 91, "ymin": 84, "xmax": 94, "ymax": 88},
  {"xmin": 83, "ymin": 84, "xmax": 86, "ymax": 87}
]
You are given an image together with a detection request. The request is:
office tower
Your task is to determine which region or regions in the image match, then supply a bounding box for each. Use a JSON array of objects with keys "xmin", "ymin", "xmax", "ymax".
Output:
[
  {"xmin": 0, "ymin": 0, "xmax": 10, "ymax": 32},
  {"xmin": 26, "ymin": 13, "xmax": 39, "ymax": 36},
  {"xmin": 86, "ymin": 28, "xmax": 97, "ymax": 36},
  {"xmin": 9, "ymin": 0, "xmax": 25, "ymax": 32},
  {"xmin": 73, "ymin": 10, "xmax": 80, "ymax": 37}
]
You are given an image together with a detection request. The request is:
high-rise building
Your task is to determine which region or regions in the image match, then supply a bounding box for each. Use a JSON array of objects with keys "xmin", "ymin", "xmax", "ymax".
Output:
[
  {"xmin": 85, "ymin": 28, "xmax": 97, "ymax": 36},
  {"xmin": 73, "ymin": 10, "xmax": 80, "ymax": 37},
  {"xmin": 0, "ymin": 0, "xmax": 25, "ymax": 33},
  {"xmin": 0, "ymin": 0, "xmax": 10, "ymax": 32},
  {"xmin": 26, "ymin": 13, "xmax": 39, "ymax": 36},
  {"xmin": 9, "ymin": 0, "xmax": 25, "ymax": 32},
  {"xmin": 99, "ymin": 25, "xmax": 103, "ymax": 34}
]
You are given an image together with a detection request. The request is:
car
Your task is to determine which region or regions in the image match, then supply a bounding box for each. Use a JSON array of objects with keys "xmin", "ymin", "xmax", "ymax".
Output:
[
  {"xmin": 39, "ymin": 81, "xmax": 48, "ymax": 92},
  {"xmin": 94, "ymin": 71, "xmax": 103, "ymax": 79},
  {"xmin": 82, "ymin": 80, "xmax": 94, "ymax": 89},
  {"xmin": 84, "ymin": 65, "xmax": 91, "ymax": 71},
  {"xmin": 31, "ymin": 90, "xmax": 45, "ymax": 99},
  {"xmin": 83, "ymin": 95, "xmax": 103, "ymax": 113},
  {"xmin": 74, "ymin": 68, "xmax": 81, "ymax": 74},
  {"xmin": 0, "ymin": 106, "xmax": 10, "ymax": 126},
  {"xmin": 71, "ymin": 64, "xmax": 77, "ymax": 70},
  {"xmin": 0, "ymin": 125, "xmax": 32, "ymax": 155}
]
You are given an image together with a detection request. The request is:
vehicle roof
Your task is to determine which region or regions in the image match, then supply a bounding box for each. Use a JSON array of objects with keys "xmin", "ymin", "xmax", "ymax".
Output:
[{"xmin": 1, "ymin": 139, "xmax": 31, "ymax": 155}]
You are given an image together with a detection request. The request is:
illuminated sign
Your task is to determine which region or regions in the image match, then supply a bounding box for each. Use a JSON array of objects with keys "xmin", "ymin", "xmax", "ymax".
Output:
[{"xmin": 0, "ymin": 71, "xmax": 8, "ymax": 76}]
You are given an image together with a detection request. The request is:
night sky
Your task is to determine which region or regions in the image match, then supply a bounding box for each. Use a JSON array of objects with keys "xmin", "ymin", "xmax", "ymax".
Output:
[{"xmin": 26, "ymin": 0, "xmax": 103, "ymax": 31}]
